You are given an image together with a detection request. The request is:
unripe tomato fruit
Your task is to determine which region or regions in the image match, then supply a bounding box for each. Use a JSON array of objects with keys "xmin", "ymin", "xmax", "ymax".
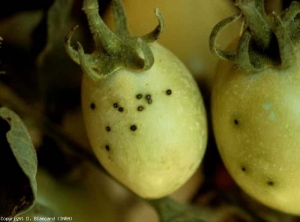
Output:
[
  {"xmin": 213, "ymin": 59, "xmax": 300, "ymax": 214},
  {"xmin": 82, "ymin": 42, "xmax": 207, "ymax": 198},
  {"xmin": 211, "ymin": 0, "xmax": 300, "ymax": 214},
  {"xmin": 66, "ymin": 0, "xmax": 207, "ymax": 198}
]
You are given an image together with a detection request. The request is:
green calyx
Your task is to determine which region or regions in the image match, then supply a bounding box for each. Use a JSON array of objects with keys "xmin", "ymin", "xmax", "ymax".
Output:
[
  {"xmin": 65, "ymin": 0, "xmax": 164, "ymax": 80},
  {"xmin": 210, "ymin": 0, "xmax": 300, "ymax": 72}
]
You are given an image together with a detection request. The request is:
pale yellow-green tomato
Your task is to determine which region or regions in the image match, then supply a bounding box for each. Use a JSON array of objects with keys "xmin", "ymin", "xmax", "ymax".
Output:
[
  {"xmin": 103, "ymin": 0, "xmax": 240, "ymax": 87},
  {"xmin": 81, "ymin": 42, "xmax": 207, "ymax": 199},
  {"xmin": 212, "ymin": 57, "xmax": 300, "ymax": 215}
]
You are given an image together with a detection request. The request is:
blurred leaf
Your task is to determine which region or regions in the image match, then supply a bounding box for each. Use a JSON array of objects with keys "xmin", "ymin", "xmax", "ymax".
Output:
[
  {"xmin": 0, "ymin": 107, "xmax": 37, "ymax": 216},
  {"xmin": 36, "ymin": 0, "xmax": 83, "ymax": 123},
  {"xmin": 0, "ymin": 0, "xmax": 53, "ymax": 19},
  {"xmin": 36, "ymin": 0, "xmax": 80, "ymax": 88},
  {"xmin": 36, "ymin": 0, "xmax": 80, "ymax": 89},
  {"xmin": 44, "ymin": 0, "xmax": 75, "ymax": 48},
  {"xmin": 148, "ymin": 197, "xmax": 206, "ymax": 222}
]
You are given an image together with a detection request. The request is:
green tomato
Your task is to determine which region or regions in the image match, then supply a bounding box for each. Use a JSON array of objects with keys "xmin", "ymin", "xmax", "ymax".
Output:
[
  {"xmin": 81, "ymin": 42, "xmax": 207, "ymax": 198},
  {"xmin": 66, "ymin": 0, "xmax": 207, "ymax": 199},
  {"xmin": 211, "ymin": 0, "xmax": 300, "ymax": 215},
  {"xmin": 212, "ymin": 59, "xmax": 300, "ymax": 214}
]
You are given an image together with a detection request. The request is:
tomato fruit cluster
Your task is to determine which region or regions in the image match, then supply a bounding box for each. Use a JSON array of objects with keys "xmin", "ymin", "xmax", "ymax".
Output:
[{"xmin": 65, "ymin": 0, "xmax": 300, "ymax": 215}]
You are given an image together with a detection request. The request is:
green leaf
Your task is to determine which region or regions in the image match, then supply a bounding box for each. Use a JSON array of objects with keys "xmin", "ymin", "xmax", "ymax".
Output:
[{"xmin": 0, "ymin": 107, "xmax": 37, "ymax": 217}]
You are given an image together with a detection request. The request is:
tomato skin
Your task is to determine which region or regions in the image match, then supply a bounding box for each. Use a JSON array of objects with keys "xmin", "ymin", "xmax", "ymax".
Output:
[
  {"xmin": 212, "ymin": 58, "xmax": 300, "ymax": 214},
  {"xmin": 81, "ymin": 42, "xmax": 207, "ymax": 199}
]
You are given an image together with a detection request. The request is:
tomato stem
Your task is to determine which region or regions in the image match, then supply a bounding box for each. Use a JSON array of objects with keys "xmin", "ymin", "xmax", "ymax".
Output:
[{"xmin": 82, "ymin": 0, "xmax": 122, "ymax": 54}]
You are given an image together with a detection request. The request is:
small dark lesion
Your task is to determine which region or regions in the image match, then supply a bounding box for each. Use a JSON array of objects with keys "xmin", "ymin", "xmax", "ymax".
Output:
[
  {"xmin": 234, "ymin": 119, "xmax": 239, "ymax": 125},
  {"xmin": 137, "ymin": 106, "xmax": 144, "ymax": 111},
  {"xmin": 90, "ymin": 103, "xmax": 96, "ymax": 110},
  {"xmin": 166, "ymin": 89, "xmax": 172, "ymax": 95},
  {"xmin": 267, "ymin": 180, "xmax": 274, "ymax": 187},
  {"xmin": 136, "ymin": 94, "xmax": 142, "ymax": 99},
  {"xmin": 106, "ymin": 126, "xmax": 111, "ymax": 132},
  {"xmin": 113, "ymin": 103, "xmax": 118, "ymax": 108},
  {"xmin": 241, "ymin": 166, "xmax": 246, "ymax": 172},
  {"xmin": 130, "ymin": 125, "xmax": 137, "ymax": 131},
  {"xmin": 105, "ymin": 145, "xmax": 110, "ymax": 151},
  {"xmin": 145, "ymin": 94, "xmax": 152, "ymax": 104},
  {"xmin": 118, "ymin": 107, "xmax": 124, "ymax": 112}
]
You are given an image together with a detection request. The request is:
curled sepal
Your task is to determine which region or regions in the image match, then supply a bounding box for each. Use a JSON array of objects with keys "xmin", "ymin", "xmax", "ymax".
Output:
[
  {"xmin": 235, "ymin": 0, "xmax": 272, "ymax": 50},
  {"xmin": 65, "ymin": 25, "xmax": 80, "ymax": 65},
  {"xmin": 236, "ymin": 29, "xmax": 274, "ymax": 71},
  {"xmin": 141, "ymin": 9, "xmax": 165, "ymax": 43},
  {"xmin": 137, "ymin": 38, "xmax": 154, "ymax": 70},
  {"xmin": 209, "ymin": 14, "xmax": 241, "ymax": 61},
  {"xmin": 272, "ymin": 12, "xmax": 297, "ymax": 67},
  {"xmin": 65, "ymin": 27, "xmax": 103, "ymax": 74},
  {"xmin": 77, "ymin": 42, "xmax": 104, "ymax": 81},
  {"xmin": 235, "ymin": 30, "xmax": 255, "ymax": 72},
  {"xmin": 65, "ymin": 0, "xmax": 161, "ymax": 80}
]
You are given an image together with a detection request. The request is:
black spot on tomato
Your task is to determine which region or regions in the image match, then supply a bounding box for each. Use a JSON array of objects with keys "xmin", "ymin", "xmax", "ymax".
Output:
[
  {"xmin": 130, "ymin": 125, "xmax": 137, "ymax": 131},
  {"xmin": 241, "ymin": 166, "xmax": 246, "ymax": 172},
  {"xmin": 234, "ymin": 119, "xmax": 239, "ymax": 125},
  {"xmin": 106, "ymin": 126, "xmax": 111, "ymax": 132},
  {"xmin": 118, "ymin": 107, "xmax": 124, "ymax": 112},
  {"xmin": 90, "ymin": 103, "xmax": 96, "ymax": 109},
  {"xmin": 136, "ymin": 94, "xmax": 142, "ymax": 99},
  {"xmin": 267, "ymin": 180, "xmax": 274, "ymax": 186},
  {"xmin": 145, "ymin": 94, "xmax": 152, "ymax": 104},
  {"xmin": 105, "ymin": 145, "xmax": 110, "ymax": 151},
  {"xmin": 137, "ymin": 106, "xmax": 144, "ymax": 111},
  {"xmin": 113, "ymin": 103, "xmax": 118, "ymax": 108},
  {"xmin": 166, "ymin": 89, "xmax": 172, "ymax": 95}
]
